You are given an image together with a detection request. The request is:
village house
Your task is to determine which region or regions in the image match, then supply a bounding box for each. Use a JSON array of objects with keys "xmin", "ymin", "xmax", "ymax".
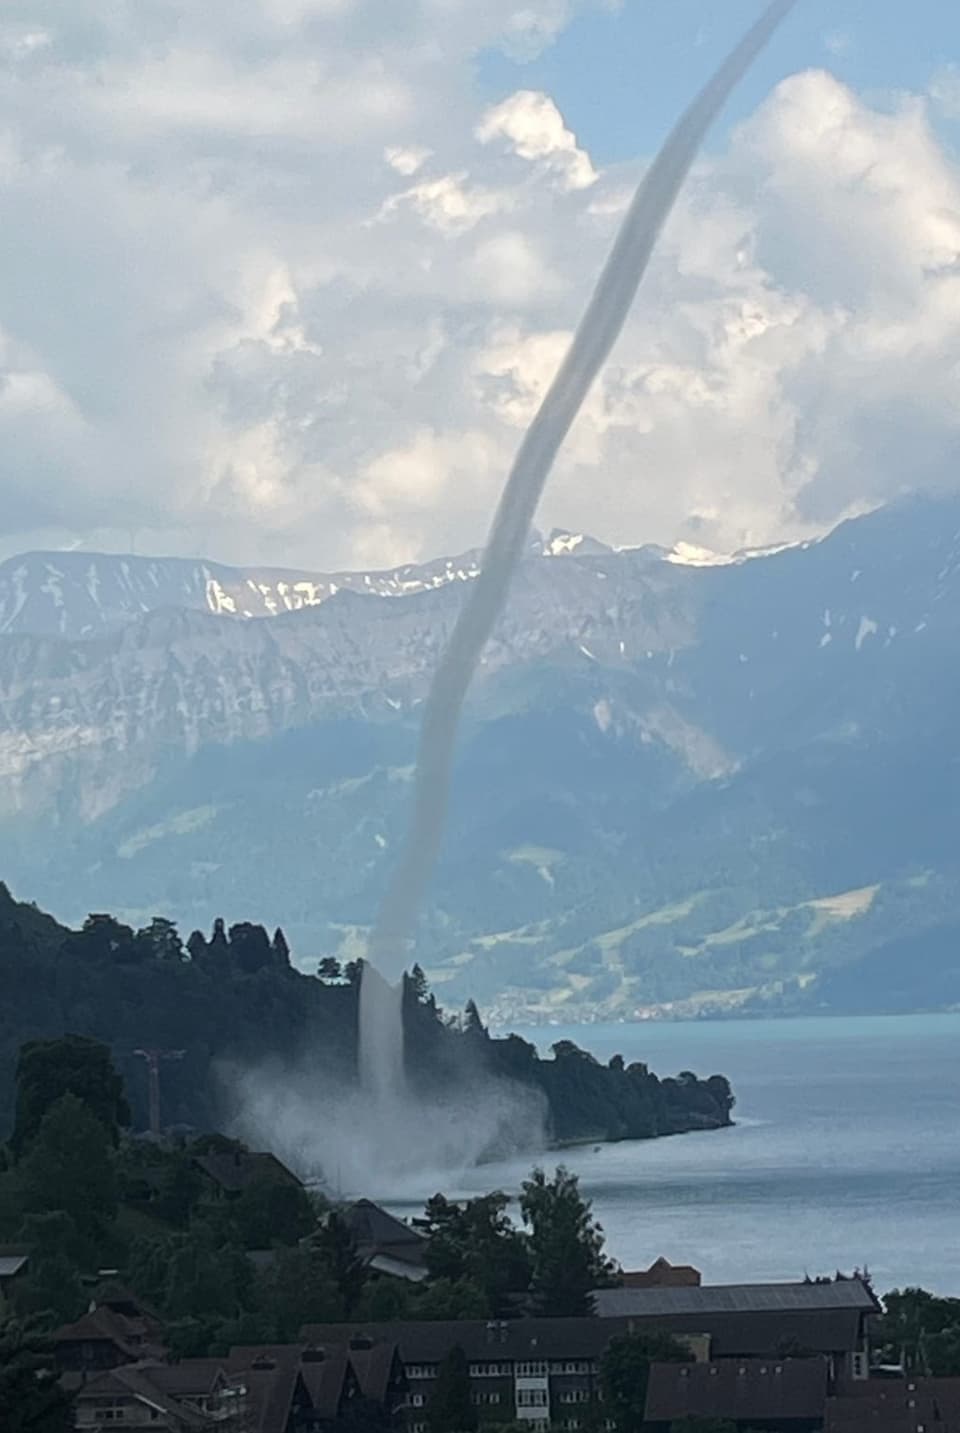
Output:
[
  {"xmin": 68, "ymin": 1337, "xmax": 406, "ymax": 1432},
  {"xmin": 620, "ymin": 1256, "xmax": 701, "ymax": 1289},
  {"xmin": 591, "ymin": 1279, "xmax": 878, "ymax": 1385},
  {"xmin": 342, "ymin": 1198, "xmax": 429, "ymax": 1283}
]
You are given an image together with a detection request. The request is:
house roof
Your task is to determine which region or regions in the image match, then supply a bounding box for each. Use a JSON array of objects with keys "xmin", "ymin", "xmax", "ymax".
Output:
[
  {"xmin": 645, "ymin": 1356, "xmax": 830, "ymax": 1424},
  {"xmin": 592, "ymin": 1280, "xmax": 878, "ymax": 1319},
  {"xmin": 0, "ymin": 1252, "xmax": 29, "ymax": 1279},
  {"xmin": 52, "ymin": 1304, "xmax": 164, "ymax": 1360},
  {"xmin": 349, "ymin": 1341, "xmax": 403, "ymax": 1402},
  {"xmin": 193, "ymin": 1151, "xmax": 301, "ymax": 1193},
  {"xmin": 826, "ymin": 1378, "xmax": 960, "ymax": 1433},
  {"xmin": 621, "ymin": 1258, "xmax": 701, "ymax": 1289},
  {"xmin": 344, "ymin": 1200, "xmax": 427, "ymax": 1254},
  {"xmin": 148, "ymin": 1360, "xmax": 231, "ymax": 1396},
  {"xmin": 75, "ymin": 1365, "xmax": 209, "ymax": 1428},
  {"xmin": 367, "ymin": 1252, "xmax": 429, "ymax": 1283},
  {"xmin": 301, "ymin": 1318, "xmax": 621, "ymax": 1364}
]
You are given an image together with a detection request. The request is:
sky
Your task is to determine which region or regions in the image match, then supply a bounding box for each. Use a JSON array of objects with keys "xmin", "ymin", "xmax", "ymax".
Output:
[{"xmin": 1, "ymin": 0, "xmax": 959, "ymax": 571}]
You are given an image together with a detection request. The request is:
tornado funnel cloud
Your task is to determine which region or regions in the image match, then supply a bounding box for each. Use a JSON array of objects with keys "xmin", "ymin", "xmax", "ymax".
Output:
[{"xmin": 366, "ymin": 0, "xmax": 798, "ymax": 1003}]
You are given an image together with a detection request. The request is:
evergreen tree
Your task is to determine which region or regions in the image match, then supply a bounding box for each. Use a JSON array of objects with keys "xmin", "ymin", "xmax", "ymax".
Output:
[
  {"xmin": 136, "ymin": 916, "xmax": 184, "ymax": 962},
  {"xmin": 272, "ymin": 927, "xmax": 292, "ymax": 967},
  {"xmin": 317, "ymin": 956, "xmax": 343, "ymax": 981},
  {"xmin": 228, "ymin": 922, "xmax": 273, "ymax": 974},
  {"xmin": 313, "ymin": 1211, "xmax": 367, "ymax": 1314},
  {"xmin": 427, "ymin": 1345, "xmax": 476, "ymax": 1433},
  {"xmin": 520, "ymin": 1166, "xmax": 617, "ymax": 1316},
  {"xmin": 209, "ymin": 917, "xmax": 230, "ymax": 957},
  {"xmin": 186, "ymin": 929, "xmax": 208, "ymax": 962}
]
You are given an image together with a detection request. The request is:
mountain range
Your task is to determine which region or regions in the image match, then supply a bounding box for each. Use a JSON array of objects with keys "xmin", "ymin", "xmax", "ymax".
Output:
[{"xmin": 2, "ymin": 495, "xmax": 959, "ymax": 1022}]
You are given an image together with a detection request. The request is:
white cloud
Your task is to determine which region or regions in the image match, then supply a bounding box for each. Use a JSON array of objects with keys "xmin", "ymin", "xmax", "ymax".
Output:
[
  {"xmin": 0, "ymin": 6, "xmax": 958, "ymax": 571},
  {"xmin": 477, "ymin": 90, "xmax": 597, "ymax": 191}
]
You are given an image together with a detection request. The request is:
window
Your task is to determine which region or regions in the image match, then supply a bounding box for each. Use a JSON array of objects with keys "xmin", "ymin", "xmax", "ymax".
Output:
[
  {"xmin": 407, "ymin": 1366, "xmax": 437, "ymax": 1380},
  {"xmin": 470, "ymin": 1362, "xmax": 512, "ymax": 1377},
  {"xmin": 472, "ymin": 1392, "xmax": 501, "ymax": 1406},
  {"xmin": 413, "ymin": 1423, "xmax": 427, "ymax": 1433},
  {"xmin": 564, "ymin": 1421, "xmax": 581, "ymax": 1431},
  {"xmin": 411, "ymin": 1393, "xmax": 426, "ymax": 1408},
  {"xmin": 553, "ymin": 1362, "xmax": 594, "ymax": 1375},
  {"xmin": 559, "ymin": 1391, "xmax": 591, "ymax": 1404},
  {"xmin": 603, "ymin": 1420, "xmax": 617, "ymax": 1431},
  {"xmin": 517, "ymin": 1389, "xmax": 548, "ymax": 1407},
  {"xmin": 516, "ymin": 1362, "xmax": 548, "ymax": 1379}
]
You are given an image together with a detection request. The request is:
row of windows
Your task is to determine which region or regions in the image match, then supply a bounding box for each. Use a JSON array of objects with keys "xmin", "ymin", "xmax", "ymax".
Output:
[
  {"xmin": 517, "ymin": 1389, "xmax": 549, "ymax": 1407},
  {"xmin": 471, "ymin": 1392, "xmax": 502, "ymax": 1406},
  {"xmin": 408, "ymin": 1359, "xmax": 594, "ymax": 1381},
  {"xmin": 558, "ymin": 1390, "xmax": 593, "ymax": 1404},
  {"xmin": 562, "ymin": 1419, "xmax": 617, "ymax": 1431}
]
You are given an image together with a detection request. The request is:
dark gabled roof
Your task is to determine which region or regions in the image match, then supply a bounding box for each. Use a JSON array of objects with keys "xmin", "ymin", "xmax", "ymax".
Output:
[
  {"xmin": 149, "ymin": 1360, "xmax": 231, "ymax": 1396},
  {"xmin": 243, "ymin": 1365, "xmax": 302, "ymax": 1433},
  {"xmin": 344, "ymin": 1200, "xmax": 427, "ymax": 1253},
  {"xmin": 301, "ymin": 1349, "xmax": 352, "ymax": 1420},
  {"xmin": 826, "ymin": 1378, "xmax": 960, "ymax": 1432},
  {"xmin": 645, "ymin": 1356, "xmax": 830, "ymax": 1424},
  {"xmin": 301, "ymin": 1318, "xmax": 618, "ymax": 1365},
  {"xmin": 593, "ymin": 1280, "xmax": 878, "ymax": 1318},
  {"xmin": 349, "ymin": 1341, "xmax": 403, "ymax": 1402},
  {"xmin": 52, "ymin": 1305, "xmax": 165, "ymax": 1361},
  {"xmin": 193, "ymin": 1151, "xmax": 301, "ymax": 1193}
]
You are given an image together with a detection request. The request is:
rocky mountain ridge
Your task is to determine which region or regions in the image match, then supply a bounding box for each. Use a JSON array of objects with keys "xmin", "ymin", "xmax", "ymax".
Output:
[{"xmin": 2, "ymin": 495, "xmax": 959, "ymax": 1021}]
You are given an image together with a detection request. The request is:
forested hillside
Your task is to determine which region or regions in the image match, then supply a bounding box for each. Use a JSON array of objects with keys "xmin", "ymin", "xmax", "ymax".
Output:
[{"xmin": 0, "ymin": 882, "xmax": 733, "ymax": 1158}]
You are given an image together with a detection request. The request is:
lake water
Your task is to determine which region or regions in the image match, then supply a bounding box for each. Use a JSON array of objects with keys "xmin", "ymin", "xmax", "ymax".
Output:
[{"xmin": 392, "ymin": 1014, "xmax": 960, "ymax": 1296}]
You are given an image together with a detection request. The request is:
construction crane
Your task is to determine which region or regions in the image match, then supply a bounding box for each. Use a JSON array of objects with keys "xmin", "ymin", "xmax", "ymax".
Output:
[{"xmin": 133, "ymin": 1048, "xmax": 185, "ymax": 1138}]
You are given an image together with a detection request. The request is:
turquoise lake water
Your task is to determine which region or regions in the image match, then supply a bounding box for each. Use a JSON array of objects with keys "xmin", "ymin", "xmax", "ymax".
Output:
[{"xmin": 395, "ymin": 1014, "xmax": 960, "ymax": 1295}]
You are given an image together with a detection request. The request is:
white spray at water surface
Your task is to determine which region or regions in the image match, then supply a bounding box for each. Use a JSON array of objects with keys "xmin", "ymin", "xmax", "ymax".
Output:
[{"xmin": 360, "ymin": 0, "xmax": 800, "ymax": 1115}]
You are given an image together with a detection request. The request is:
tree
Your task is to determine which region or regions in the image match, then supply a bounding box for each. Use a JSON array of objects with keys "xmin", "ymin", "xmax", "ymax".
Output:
[
  {"xmin": 186, "ymin": 928, "xmax": 208, "ymax": 962},
  {"xmin": 228, "ymin": 922, "xmax": 274, "ymax": 975},
  {"xmin": 230, "ymin": 1176, "xmax": 316, "ymax": 1250},
  {"xmin": 0, "ymin": 1317, "xmax": 74, "ymax": 1432},
  {"xmin": 12, "ymin": 1035, "xmax": 130, "ymax": 1155},
  {"xmin": 427, "ymin": 1345, "xmax": 476, "ymax": 1433},
  {"xmin": 463, "ymin": 1000, "xmax": 487, "ymax": 1037},
  {"xmin": 260, "ymin": 1243, "xmax": 344, "ymax": 1340},
  {"xmin": 313, "ymin": 1211, "xmax": 367, "ymax": 1314},
  {"xmin": 423, "ymin": 1191, "xmax": 530, "ymax": 1315},
  {"xmin": 209, "ymin": 917, "xmax": 230, "ymax": 957},
  {"xmin": 136, "ymin": 916, "xmax": 184, "ymax": 962},
  {"xmin": 154, "ymin": 1153, "xmax": 204, "ymax": 1227},
  {"xmin": 317, "ymin": 956, "xmax": 343, "ymax": 981},
  {"xmin": 64, "ymin": 913, "xmax": 137, "ymax": 964},
  {"xmin": 926, "ymin": 1325, "xmax": 960, "ymax": 1376},
  {"xmin": 601, "ymin": 1333, "xmax": 693, "ymax": 1433},
  {"xmin": 11, "ymin": 1214, "xmax": 86, "ymax": 1325},
  {"xmin": 520, "ymin": 1166, "xmax": 617, "ymax": 1316},
  {"xmin": 272, "ymin": 927, "xmax": 292, "ymax": 967},
  {"xmin": 18, "ymin": 1093, "xmax": 118, "ymax": 1242}
]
